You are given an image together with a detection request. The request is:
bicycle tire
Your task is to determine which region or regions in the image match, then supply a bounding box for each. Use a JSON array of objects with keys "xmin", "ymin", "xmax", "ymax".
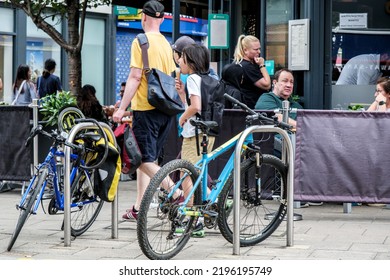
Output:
[
  {"xmin": 217, "ymin": 154, "xmax": 287, "ymax": 246},
  {"xmin": 57, "ymin": 107, "xmax": 85, "ymax": 133},
  {"xmin": 68, "ymin": 168, "xmax": 104, "ymax": 236},
  {"xmin": 137, "ymin": 159, "xmax": 202, "ymax": 260},
  {"xmin": 7, "ymin": 167, "xmax": 49, "ymax": 251}
]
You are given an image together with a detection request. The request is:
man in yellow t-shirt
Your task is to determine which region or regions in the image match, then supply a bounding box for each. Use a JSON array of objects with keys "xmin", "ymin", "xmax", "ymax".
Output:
[{"xmin": 113, "ymin": 1, "xmax": 177, "ymax": 221}]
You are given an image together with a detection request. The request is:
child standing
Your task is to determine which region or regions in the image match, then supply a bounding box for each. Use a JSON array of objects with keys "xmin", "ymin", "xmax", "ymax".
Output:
[
  {"xmin": 175, "ymin": 44, "xmax": 216, "ymax": 164},
  {"xmin": 175, "ymin": 44, "xmax": 217, "ymax": 237}
]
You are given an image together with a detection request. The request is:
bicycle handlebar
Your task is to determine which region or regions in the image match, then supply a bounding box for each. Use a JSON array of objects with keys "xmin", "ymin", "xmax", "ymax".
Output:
[
  {"xmin": 224, "ymin": 94, "xmax": 293, "ymax": 130},
  {"xmin": 26, "ymin": 118, "xmax": 110, "ymax": 171}
]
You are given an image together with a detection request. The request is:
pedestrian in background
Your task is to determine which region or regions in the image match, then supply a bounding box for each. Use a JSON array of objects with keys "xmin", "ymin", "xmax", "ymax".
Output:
[
  {"xmin": 232, "ymin": 34, "xmax": 271, "ymax": 108},
  {"xmin": 113, "ymin": 0, "xmax": 177, "ymax": 221},
  {"xmin": 36, "ymin": 58, "xmax": 62, "ymax": 98},
  {"xmin": 12, "ymin": 64, "xmax": 38, "ymax": 106},
  {"xmin": 77, "ymin": 84, "xmax": 108, "ymax": 123}
]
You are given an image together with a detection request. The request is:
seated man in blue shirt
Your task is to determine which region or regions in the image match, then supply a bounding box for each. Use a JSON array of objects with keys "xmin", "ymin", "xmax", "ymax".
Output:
[{"xmin": 255, "ymin": 68, "xmax": 302, "ymax": 128}]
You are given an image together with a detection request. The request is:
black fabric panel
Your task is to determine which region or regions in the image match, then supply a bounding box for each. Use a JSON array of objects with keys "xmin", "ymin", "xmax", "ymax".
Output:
[
  {"xmin": 0, "ymin": 106, "xmax": 32, "ymax": 181},
  {"xmin": 294, "ymin": 110, "xmax": 390, "ymax": 203},
  {"xmin": 163, "ymin": 109, "xmax": 274, "ymax": 179}
]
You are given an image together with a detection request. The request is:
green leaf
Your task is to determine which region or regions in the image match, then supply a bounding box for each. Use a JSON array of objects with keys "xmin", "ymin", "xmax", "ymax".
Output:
[{"xmin": 39, "ymin": 91, "xmax": 77, "ymax": 126}]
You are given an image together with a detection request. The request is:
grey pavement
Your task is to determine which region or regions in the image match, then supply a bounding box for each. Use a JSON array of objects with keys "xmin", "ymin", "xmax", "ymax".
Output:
[{"xmin": 1, "ymin": 179, "xmax": 390, "ymax": 260}]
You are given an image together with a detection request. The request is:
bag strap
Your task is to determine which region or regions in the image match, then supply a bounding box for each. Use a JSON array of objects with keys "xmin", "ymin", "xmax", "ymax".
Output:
[
  {"xmin": 136, "ymin": 33, "xmax": 150, "ymax": 71},
  {"xmin": 11, "ymin": 80, "xmax": 26, "ymax": 105}
]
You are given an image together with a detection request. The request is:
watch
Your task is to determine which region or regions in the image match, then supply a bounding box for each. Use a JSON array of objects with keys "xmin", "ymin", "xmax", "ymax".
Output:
[
  {"xmin": 259, "ymin": 64, "xmax": 265, "ymax": 69},
  {"xmin": 378, "ymin": 101, "xmax": 386, "ymax": 106}
]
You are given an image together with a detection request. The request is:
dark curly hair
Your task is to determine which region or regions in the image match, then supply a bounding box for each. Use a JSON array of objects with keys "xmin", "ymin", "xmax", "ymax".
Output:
[{"xmin": 77, "ymin": 84, "xmax": 107, "ymax": 122}]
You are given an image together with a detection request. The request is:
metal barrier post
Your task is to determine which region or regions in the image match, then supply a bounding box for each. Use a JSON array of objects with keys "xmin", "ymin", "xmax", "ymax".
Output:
[
  {"xmin": 233, "ymin": 125, "xmax": 294, "ymax": 255},
  {"xmin": 30, "ymin": 99, "xmax": 39, "ymax": 169},
  {"xmin": 63, "ymin": 122, "xmax": 118, "ymax": 246}
]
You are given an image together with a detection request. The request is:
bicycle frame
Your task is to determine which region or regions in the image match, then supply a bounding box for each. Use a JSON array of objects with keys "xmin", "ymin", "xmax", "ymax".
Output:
[
  {"xmin": 172, "ymin": 132, "xmax": 255, "ymax": 215},
  {"xmin": 18, "ymin": 145, "xmax": 87, "ymax": 215}
]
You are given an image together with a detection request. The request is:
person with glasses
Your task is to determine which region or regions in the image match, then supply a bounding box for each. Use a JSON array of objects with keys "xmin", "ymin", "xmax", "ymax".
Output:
[
  {"xmin": 231, "ymin": 34, "xmax": 271, "ymax": 109},
  {"xmin": 367, "ymin": 76, "xmax": 390, "ymax": 112}
]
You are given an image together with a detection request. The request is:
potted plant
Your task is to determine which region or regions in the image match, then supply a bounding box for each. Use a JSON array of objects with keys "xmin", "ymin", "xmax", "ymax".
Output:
[{"xmin": 40, "ymin": 91, "xmax": 77, "ymax": 126}]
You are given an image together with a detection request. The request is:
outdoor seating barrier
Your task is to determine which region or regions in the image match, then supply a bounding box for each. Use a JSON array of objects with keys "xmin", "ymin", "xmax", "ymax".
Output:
[
  {"xmin": 294, "ymin": 110, "xmax": 390, "ymax": 211},
  {"xmin": 64, "ymin": 121, "xmax": 118, "ymax": 246},
  {"xmin": 0, "ymin": 105, "xmax": 32, "ymax": 183}
]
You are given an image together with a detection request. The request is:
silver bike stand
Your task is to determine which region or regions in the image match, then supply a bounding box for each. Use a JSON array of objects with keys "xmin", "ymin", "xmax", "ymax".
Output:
[
  {"xmin": 232, "ymin": 116, "xmax": 295, "ymax": 255},
  {"xmin": 63, "ymin": 122, "xmax": 118, "ymax": 246}
]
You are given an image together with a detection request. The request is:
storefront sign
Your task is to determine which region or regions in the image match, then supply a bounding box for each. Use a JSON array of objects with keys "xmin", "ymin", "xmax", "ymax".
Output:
[
  {"xmin": 208, "ymin": 14, "xmax": 229, "ymax": 49},
  {"xmin": 114, "ymin": 6, "xmax": 138, "ymax": 16},
  {"xmin": 339, "ymin": 13, "xmax": 367, "ymax": 29}
]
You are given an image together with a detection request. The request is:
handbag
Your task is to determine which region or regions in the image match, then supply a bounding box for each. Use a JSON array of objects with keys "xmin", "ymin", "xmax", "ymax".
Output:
[
  {"xmin": 11, "ymin": 80, "xmax": 26, "ymax": 105},
  {"xmin": 137, "ymin": 34, "xmax": 185, "ymax": 116},
  {"xmin": 123, "ymin": 124, "xmax": 142, "ymax": 175}
]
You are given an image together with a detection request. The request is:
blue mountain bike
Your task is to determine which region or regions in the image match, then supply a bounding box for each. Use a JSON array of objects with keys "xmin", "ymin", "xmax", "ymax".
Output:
[
  {"xmin": 7, "ymin": 117, "xmax": 109, "ymax": 251},
  {"xmin": 137, "ymin": 94, "xmax": 291, "ymax": 259}
]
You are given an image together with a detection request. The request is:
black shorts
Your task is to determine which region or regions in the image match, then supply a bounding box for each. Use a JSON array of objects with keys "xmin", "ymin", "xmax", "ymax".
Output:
[{"xmin": 132, "ymin": 110, "xmax": 174, "ymax": 163}]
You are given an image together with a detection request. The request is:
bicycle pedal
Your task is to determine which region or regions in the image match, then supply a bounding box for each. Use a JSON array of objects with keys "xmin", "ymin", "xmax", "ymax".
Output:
[
  {"xmin": 202, "ymin": 209, "xmax": 218, "ymax": 218},
  {"xmin": 191, "ymin": 230, "xmax": 205, "ymax": 238}
]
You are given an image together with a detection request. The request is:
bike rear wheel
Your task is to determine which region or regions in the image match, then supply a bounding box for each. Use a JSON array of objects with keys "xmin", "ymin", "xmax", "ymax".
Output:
[
  {"xmin": 217, "ymin": 154, "xmax": 287, "ymax": 246},
  {"xmin": 7, "ymin": 167, "xmax": 49, "ymax": 251},
  {"xmin": 68, "ymin": 169, "xmax": 104, "ymax": 236},
  {"xmin": 137, "ymin": 159, "xmax": 202, "ymax": 260}
]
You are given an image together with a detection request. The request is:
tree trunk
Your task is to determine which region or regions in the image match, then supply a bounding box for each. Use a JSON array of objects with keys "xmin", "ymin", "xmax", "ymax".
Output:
[{"xmin": 67, "ymin": 0, "xmax": 82, "ymax": 96}]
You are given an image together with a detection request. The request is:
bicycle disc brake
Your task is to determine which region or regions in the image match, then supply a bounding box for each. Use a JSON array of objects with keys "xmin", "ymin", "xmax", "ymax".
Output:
[{"xmin": 48, "ymin": 198, "xmax": 59, "ymax": 214}]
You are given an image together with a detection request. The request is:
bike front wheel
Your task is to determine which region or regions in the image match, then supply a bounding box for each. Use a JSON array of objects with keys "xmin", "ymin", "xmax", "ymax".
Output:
[
  {"xmin": 137, "ymin": 159, "xmax": 202, "ymax": 260},
  {"xmin": 217, "ymin": 154, "xmax": 288, "ymax": 246},
  {"xmin": 7, "ymin": 167, "xmax": 49, "ymax": 251},
  {"xmin": 68, "ymin": 168, "xmax": 104, "ymax": 236}
]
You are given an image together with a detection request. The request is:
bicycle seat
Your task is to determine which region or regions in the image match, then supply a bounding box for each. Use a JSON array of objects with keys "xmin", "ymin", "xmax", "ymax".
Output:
[
  {"xmin": 189, "ymin": 119, "xmax": 218, "ymax": 133},
  {"xmin": 77, "ymin": 132, "xmax": 102, "ymax": 142}
]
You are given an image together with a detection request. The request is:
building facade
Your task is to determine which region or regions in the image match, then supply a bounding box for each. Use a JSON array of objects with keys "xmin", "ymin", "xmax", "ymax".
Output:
[
  {"xmin": 1, "ymin": 0, "xmax": 389, "ymax": 109},
  {"xmin": 0, "ymin": 2, "xmax": 115, "ymax": 105}
]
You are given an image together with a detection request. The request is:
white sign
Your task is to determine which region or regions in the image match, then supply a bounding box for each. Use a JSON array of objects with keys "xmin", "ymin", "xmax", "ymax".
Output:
[
  {"xmin": 288, "ymin": 19, "xmax": 310, "ymax": 71},
  {"xmin": 339, "ymin": 13, "xmax": 367, "ymax": 29}
]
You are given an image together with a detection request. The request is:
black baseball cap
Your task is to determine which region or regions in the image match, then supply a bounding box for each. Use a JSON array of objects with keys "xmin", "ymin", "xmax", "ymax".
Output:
[
  {"xmin": 172, "ymin": 36, "xmax": 196, "ymax": 53},
  {"xmin": 140, "ymin": 1, "xmax": 165, "ymax": 18}
]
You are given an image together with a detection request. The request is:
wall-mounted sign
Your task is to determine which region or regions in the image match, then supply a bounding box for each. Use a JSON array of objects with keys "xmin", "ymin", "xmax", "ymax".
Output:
[
  {"xmin": 208, "ymin": 14, "xmax": 229, "ymax": 49},
  {"xmin": 339, "ymin": 13, "xmax": 367, "ymax": 29},
  {"xmin": 288, "ymin": 19, "xmax": 310, "ymax": 71},
  {"xmin": 114, "ymin": 6, "xmax": 138, "ymax": 16}
]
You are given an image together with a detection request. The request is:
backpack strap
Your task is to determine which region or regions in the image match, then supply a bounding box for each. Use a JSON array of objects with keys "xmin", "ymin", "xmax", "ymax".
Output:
[
  {"xmin": 184, "ymin": 76, "xmax": 202, "ymax": 120},
  {"xmin": 136, "ymin": 33, "xmax": 150, "ymax": 71}
]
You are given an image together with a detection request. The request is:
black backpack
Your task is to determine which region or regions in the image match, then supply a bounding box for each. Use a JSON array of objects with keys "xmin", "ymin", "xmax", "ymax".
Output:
[
  {"xmin": 221, "ymin": 63, "xmax": 244, "ymax": 109},
  {"xmin": 186, "ymin": 73, "xmax": 225, "ymax": 136}
]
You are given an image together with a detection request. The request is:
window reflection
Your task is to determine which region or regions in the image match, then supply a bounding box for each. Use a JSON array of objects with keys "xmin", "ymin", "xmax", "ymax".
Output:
[{"xmin": 26, "ymin": 16, "xmax": 61, "ymax": 87}]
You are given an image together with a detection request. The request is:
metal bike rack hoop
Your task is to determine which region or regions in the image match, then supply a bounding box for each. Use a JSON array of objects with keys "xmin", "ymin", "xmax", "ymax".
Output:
[
  {"xmin": 233, "ymin": 125, "xmax": 294, "ymax": 255},
  {"xmin": 63, "ymin": 122, "xmax": 119, "ymax": 246}
]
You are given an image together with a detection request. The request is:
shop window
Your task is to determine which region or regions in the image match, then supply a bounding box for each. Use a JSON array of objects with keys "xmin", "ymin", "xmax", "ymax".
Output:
[
  {"xmin": 82, "ymin": 17, "xmax": 105, "ymax": 103},
  {"xmin": 0, "ymin": 35, "xmax": 13, "ymax": 103},
  {"xmin": 0, "ymin": 7, "xmax": 14, "ymax": 103},
  {"xmin": 331, "ymin": 0, "xmax": 390, "ymax": 109},
  {"xmin": 26, "ymin": 16, "xmax": 62, "ymax": 86},
  {"xmin": 265, "ymin": 0, "xmax": 293, "ymax": 71}
]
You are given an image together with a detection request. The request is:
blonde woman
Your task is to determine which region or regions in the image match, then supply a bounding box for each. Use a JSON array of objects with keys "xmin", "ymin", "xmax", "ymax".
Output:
[
  {"xmin": 232, "ymin": 35, "xmax": 271, "ymax": 108},
  {"xmin": 367, "ymin": 77, "xmax": 390, "ymax": 112}
]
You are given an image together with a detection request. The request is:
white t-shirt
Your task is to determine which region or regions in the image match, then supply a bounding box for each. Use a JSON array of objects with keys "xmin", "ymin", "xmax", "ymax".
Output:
[{"xmin": 181, "ymin": 74, "xmax": 202, "ymax": 138}]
